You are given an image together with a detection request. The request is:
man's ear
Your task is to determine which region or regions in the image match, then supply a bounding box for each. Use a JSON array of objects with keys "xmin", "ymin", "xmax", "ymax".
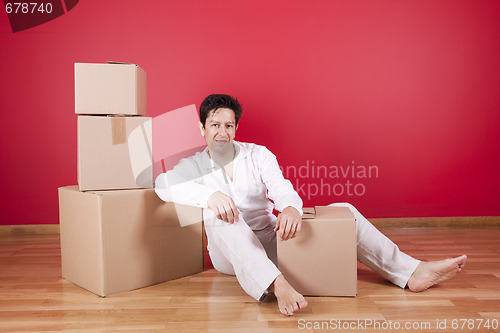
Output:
[{"xmin": 199, "ymin": 122, "xmax": 205, "ymax": 136}]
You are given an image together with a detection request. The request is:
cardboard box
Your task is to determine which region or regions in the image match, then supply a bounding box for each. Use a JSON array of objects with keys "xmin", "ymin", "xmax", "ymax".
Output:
[
  {"xmin": 277, "ymin": 206, "xmax": 357, "ymax": 296},
  {"xmin": 77, "ymin": 115, "xmax": 153, "ymax": 191},
  {"xmin": 58, "ymin": 186, "xmax": 203, "ymax": 297},
  {"xmin": 75, "ymin": 62, "xmax": 147, "ymax": 115}
]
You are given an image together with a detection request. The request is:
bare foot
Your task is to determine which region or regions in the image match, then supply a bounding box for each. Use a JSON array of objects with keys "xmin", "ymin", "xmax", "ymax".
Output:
[
  {"xmin": 272, "ymin": 275, "xmax": 308, "ymax": 316},
  {"xmin": 407, "ymin": 254, "xmax": 467, "ymax": 292}
]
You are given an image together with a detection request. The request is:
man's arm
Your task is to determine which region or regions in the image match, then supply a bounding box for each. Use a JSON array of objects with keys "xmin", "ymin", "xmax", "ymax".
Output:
[
  {"xmin": 155, "ymin": 157, "xmax": 217, "ymax": 208},
  {"xmin": 155, "ymin": 157, "xmax": 239, "ymax": 223},
  {"xmin": 258, "ymin": 147, "xmax": 303, "ymax": 241}
]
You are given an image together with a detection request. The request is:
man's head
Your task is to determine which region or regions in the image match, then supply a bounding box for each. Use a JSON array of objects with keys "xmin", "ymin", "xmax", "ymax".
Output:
[
  {"xmin": 199, "ymin": 94, "xmax": 242, "ymax": 128},
  {"xmin": 199, "ymin": 94, "xmax": 242, "ymax": 156}
]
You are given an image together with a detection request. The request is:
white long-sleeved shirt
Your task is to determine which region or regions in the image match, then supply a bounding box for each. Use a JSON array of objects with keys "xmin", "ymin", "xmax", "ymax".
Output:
[{"xmin": 154, "ymin": 141, "xmax": 303, "ymax": 230}]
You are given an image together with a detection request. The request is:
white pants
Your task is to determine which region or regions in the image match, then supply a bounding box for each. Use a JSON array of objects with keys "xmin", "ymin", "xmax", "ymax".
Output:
[{"xmin": 204, "ymin": 203, "xmax": 421, "ymax": 301}]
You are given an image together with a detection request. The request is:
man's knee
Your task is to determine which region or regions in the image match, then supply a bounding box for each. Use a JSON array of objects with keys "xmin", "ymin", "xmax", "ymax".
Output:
[
  {"xmin": 328, "ymin": 202, "xmax": 357, "ymax": 213},
  {"xmin": 210, "ymin": 256, "xmax": 236, "ymax": 276}
]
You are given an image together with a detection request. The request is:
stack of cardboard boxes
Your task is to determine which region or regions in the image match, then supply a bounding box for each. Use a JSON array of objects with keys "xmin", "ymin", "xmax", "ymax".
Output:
[
  {"xmin": 57, "ymin": 62, "xmax": 357, "ymax": 299},
  {"xmin": 58, "ymin": 62, "xmax": 203, "ymax": 297}
]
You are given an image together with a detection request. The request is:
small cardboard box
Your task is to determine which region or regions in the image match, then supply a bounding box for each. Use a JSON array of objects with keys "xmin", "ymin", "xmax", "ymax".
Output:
[
  {"xmin": 277, "ymin": 206, "xmax": 357, "ymax": 296},
  {"xmin": 77, "ymin": 115, "xmax": 153, "ymax": 191},
  {"xmin": 75, "ymin": 62, "xmax": 147, "ymax": 115},
  {"xmin": 58, "ymin": 186, "xmax": 203, "ymax": 297}
]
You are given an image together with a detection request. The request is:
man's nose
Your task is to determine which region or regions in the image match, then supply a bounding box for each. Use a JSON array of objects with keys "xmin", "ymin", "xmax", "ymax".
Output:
[{"xmin": 218, "ymin": 127, "xmax": 228, "ymax": 136}]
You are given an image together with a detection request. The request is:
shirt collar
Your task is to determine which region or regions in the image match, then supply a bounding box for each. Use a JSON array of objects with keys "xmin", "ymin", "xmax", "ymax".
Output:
[{"xmin": 200, "ymin": 141, "xmax": 248, "ymax": 170}]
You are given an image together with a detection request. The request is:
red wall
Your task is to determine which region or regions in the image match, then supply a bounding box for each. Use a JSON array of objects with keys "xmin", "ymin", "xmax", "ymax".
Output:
[{"xmin": 1, "ymin": 0, "xmax": 499, "ymax": 225}]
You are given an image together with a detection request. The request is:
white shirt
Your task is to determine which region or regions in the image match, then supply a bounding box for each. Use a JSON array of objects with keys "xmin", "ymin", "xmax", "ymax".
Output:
[{"xmin": 154, "ymin": 141, "xmax": 303, "ymax": 230}]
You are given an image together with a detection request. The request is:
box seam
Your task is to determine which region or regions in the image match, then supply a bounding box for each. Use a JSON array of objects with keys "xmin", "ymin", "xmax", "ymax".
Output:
[{"xmin": 97, "ymin": 193, "xmax": 106, "ymax": 296}]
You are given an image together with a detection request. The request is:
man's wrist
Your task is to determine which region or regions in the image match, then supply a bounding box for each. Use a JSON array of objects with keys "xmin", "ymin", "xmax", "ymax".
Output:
[
  {"xmin": 282, "ymin": 206, "xmax": 302, "ymax": 216},
  {"xmin": 203, "ymin": 189, "xmax": 220, "ymax": 208}
]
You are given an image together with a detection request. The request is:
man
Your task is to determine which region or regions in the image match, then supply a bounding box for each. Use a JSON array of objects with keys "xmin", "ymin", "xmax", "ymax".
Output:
[{"xmin": 155, "ymin": 94, "xmax": 467, "ymax": 316}]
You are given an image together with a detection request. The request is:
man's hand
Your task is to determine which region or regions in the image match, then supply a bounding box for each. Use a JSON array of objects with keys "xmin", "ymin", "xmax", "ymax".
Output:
[
  {"xmin": 207, "ymin": 191, "xmax": 240, "ymax": 223},
  {"xmin": 274, "ymin": 206, "xmax": 302, "ymax": 241}
]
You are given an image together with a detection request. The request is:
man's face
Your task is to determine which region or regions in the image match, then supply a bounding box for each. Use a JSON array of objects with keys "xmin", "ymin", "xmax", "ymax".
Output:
[{"xmin": 199, "ymin": 108, "xmax": 237, "ymax": 155}]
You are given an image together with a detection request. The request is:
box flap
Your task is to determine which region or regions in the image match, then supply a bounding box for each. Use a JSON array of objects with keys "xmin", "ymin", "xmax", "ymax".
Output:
[
  {"xmin": 314, "ymin": 206, "xmax": 355, "ymax": 220},
  {"xmin": 106, "ymin": 61, "xmax": 137, "ymax": 66},
  {"xmin": 302, "ymin": 207, "xmax": 315, "ymax": 219}
]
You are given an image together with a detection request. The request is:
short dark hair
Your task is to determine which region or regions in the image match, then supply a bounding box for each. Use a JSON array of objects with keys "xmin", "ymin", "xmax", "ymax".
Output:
[{"xmin": 199, "ymin": 94, "xmax": 242, "ymax": 127}]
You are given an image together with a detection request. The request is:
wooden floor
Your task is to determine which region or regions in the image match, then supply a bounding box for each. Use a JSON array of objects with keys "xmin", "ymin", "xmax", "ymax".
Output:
[{"xmin": 1, "ymin": 227, "xmax": 499, "ymax": 332}]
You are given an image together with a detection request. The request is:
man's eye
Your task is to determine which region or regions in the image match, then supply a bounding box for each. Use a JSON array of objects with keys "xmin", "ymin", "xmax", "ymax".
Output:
[{"xmin": 212, "ymin": 124, "xmax": 219, "ymax": 127}]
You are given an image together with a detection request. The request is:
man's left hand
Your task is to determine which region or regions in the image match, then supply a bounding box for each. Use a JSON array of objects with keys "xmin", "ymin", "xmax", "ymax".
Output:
[{"xmin": 274, "ymin": 206, "xmax": 302, "ymax": 241}]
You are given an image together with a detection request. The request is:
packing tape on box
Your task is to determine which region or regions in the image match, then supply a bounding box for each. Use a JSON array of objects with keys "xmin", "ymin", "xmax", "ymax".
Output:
[
  {"xmin": 302, "ymin": 207, "xmax": 316, "ymax": 219},
  {"xmin": 111, "ymin": 117, "xmax": 127, "ymax": 145}
]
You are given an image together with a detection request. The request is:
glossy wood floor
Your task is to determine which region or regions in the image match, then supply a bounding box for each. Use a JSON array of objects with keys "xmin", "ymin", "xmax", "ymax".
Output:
[{"xmin": 1, "ymin": 227, "xmax": 499, "ymax": 333}]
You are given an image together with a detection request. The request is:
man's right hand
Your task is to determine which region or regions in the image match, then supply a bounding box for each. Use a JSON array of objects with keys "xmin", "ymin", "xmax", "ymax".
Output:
[{"xmin": 207, "ymin": 191, "xmax": 240, "ymax": 223}]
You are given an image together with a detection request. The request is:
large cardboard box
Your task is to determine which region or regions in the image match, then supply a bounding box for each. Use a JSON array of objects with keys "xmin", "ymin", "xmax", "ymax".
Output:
[
  {"xmin": 75, "ymin": 62, "xmax": 147, "ymax": 115},
  {"xmin": 77, "ymin": 115, "xmax": 153, "ymax": 191},
  {"xmin": 277, "ymin": 206, "xmax": 357, "ymax": 296},
  {"xmin": 58, "ymin": 186, "xmax": 203, "ymax": 297}
]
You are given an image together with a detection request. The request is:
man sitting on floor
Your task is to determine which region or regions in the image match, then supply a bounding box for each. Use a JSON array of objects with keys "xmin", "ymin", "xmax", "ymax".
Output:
[{"xmin": 155, "ymin": 94, "xmax": 467, "ymax": 316}]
